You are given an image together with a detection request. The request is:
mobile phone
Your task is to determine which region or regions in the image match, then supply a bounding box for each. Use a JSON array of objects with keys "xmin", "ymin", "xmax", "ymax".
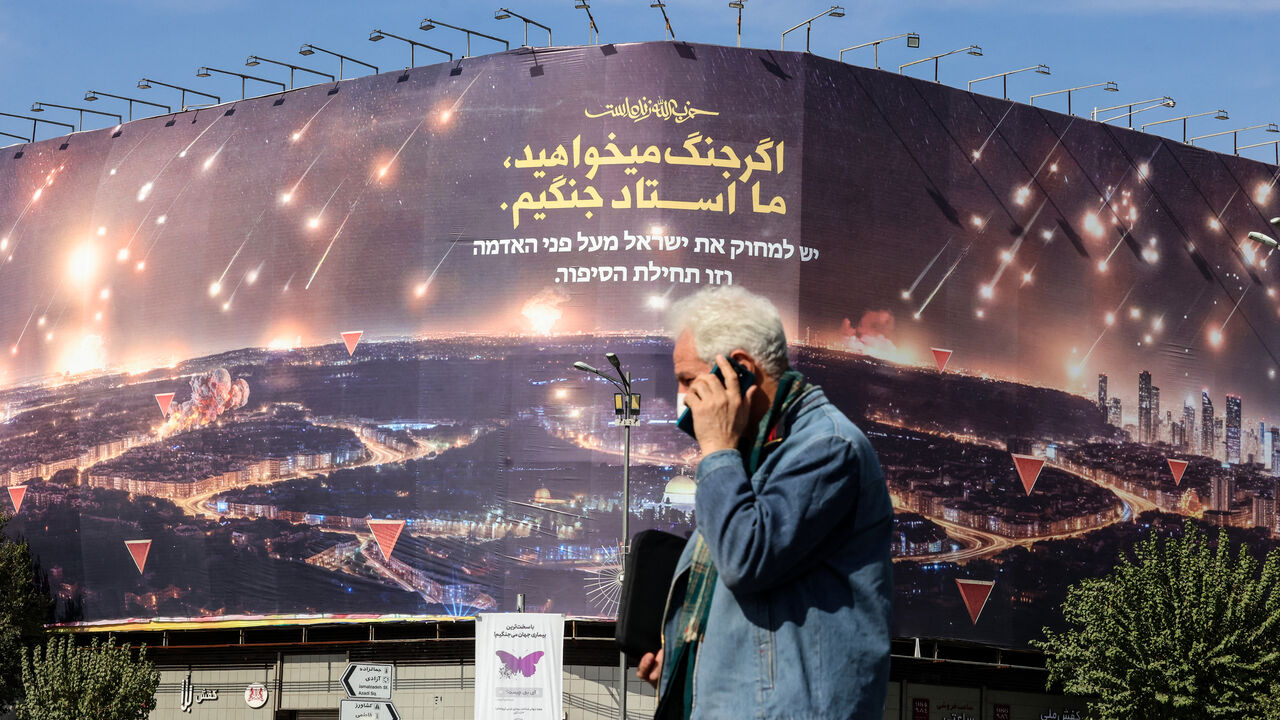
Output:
[{"xmin": 676, "ymin": 357, "xmax": 756, "ymax": 438}]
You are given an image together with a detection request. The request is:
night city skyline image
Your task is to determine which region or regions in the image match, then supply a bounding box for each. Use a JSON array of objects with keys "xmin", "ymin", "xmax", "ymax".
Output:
[{"xmin": 2, "ymin": 43, "xmax": 1280, "ymax": 647}]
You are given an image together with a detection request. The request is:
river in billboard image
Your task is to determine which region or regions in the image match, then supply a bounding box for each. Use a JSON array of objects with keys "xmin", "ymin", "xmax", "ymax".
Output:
[{"xmin": 1, "ymin": 42, "xmax": 1278, "ymax": 647}]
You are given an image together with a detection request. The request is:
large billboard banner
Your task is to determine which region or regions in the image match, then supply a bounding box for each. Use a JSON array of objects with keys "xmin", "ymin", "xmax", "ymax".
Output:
[{"xmin": 2, "ymin": 42, "xmax": 1279, "ymax": 647}]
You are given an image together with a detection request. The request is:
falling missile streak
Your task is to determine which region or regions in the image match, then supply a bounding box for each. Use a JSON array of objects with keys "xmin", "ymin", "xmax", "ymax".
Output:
[
  {"xmin": 2, "ymin": 176, "xmax": 51, "ymax": 246},
  {"xmin": 377, "ymin": 71, "xmax": 489, "ymax": 180},
  {"xmin": 970, "ymin": 105, "xmax": 1015, "ymax": 164},
  {"xmin": 140, "ymin": 177, "xmax": 197, "ymax": 261},
  {"xmin": 137, "ymin": 113, "xmax": 227, "ymax": 202},
  {"xmin": 308, "ymin": 179, "xmax": 345, "ymax": 228},
  {"xmin": 122, "ymin": 204, "xmax": 158, "ymax": 254},
  {"xmin": 282, "ymin": 152, "xmax": 324, "ymax": 202},
  {"xmin": 11, "ymin": 305, "xmax": 38, "ymax": 349},
  {"xmin": 305, "ymin": 205, "xmax": 358, "ymax": 289},
  {"xmin": 986, "ymin": 201, "xmax": 1046, "ymax": 291},
  {"xmin": 420, "ymin": 240, "xmax": 458, "ymax": 291},
  {"xmin": 904, "ymin": 239, "xmax": 952, "ymax": 299},
  {"xmin": 291, "ymin": 93, "xmax": 339, "ymax": 142},
  {"xmin": 1074, "ymin": 284, "xmax": 1137, "ymax": 371},
  {"xmin": 282, "ymin": 272, "xmax": 295, "ymax": 292},
  {"xmin": 914, "ymin": 245, "xmax": 971, "ymax": 319},
  {"xmin": 201, "ymin": 132, "xmax": 236, "ymax": 172},
  {"xmin": 108, "ymin": 126, "xmax": 158, "ymax": 174},
  {"xmin": 211, "ymin": 207, "xmax": 269, "ymax": 294},
  {"xmin": 1217, "ymin": 284, "xmax": 1251, "ymax": 337}
]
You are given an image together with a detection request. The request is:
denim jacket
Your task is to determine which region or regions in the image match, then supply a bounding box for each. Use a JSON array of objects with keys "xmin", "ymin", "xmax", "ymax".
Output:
[{"xmin": 658, "ymin": 387, "xmax": 893, "ymax": 720}]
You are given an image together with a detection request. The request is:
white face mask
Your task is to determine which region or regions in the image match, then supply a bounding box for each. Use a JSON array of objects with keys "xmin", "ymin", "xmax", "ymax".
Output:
[{"xmin": 675, "ymin": 392, "xmax": 688, "ymax": 420}]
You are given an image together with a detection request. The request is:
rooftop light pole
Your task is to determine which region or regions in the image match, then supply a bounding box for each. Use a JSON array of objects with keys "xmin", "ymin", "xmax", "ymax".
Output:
[
  {"xmin": 729, "ymin": 0, "xmax": 746, "ymax": 48},
  {"xmin": 1029, "ymin": 81, "xmax": 1118, "ymax": 116},
  {"xmin": 245, "ymin": 55, "xmax": 334, "ymax": 90},
  {"xmin": 1092, "ymin": 96, "xmax": 1175, "ymax": 127},
  {"xmin": 369, "ymin": 29, "xmax": 452, "ymax": 66},
  {"xmin": 573, "ymin": 1, "xmax": 599, "ymax": 45},
  {"xmin": 196, "ymin": 67, "xmax": 286, "ymax": 100},
  {"xmin": 0, "ymin": 129, "xmax": 31, "ymax": 146},
  {"xmin": 137, "ymin": 78, "xmax": 221, "ymax": 110},
  {"xmin": 29, "ymin": 102, "xmax": 122, "ymax": 132},
  {"xmin": 900, "ymin": 45, "xmax": 983, "ymax": 83},
  {"xmin": 1141, "ymin": 108, "xmax": 1229, "ymax": 142},
  {"xmin": 1239, "ymin": 138, "xmax": 1280, "ymax": 165},
  {"xmin": 572, "ymin": 355, "xmax": 640, "ymax": 720},
  {"xmin": 839, "ymin": 32, "xmax": 919, "ymax": 69},
  {"xmin": 83, "ymin": 90, "xmax": 170, "ymax": 122},
  {"xmin": 1189, "ymin": 122, "xmax": 1280, "ymax": 156},
  {"xmin": 968, "ymin": 64, "xmax": 1049, "ymax": 99},
  {"xmin": 297, "ymin": 44, "xmax": 379, "ymax": 80},
  {"xmin": 781, "ymin": 6, "xmax": 844, "ymax": 52},
  {"xmin": 494, "ymin": 8, "xmax": 552, "ymax": 47},
  {"xmin": 420, "ymin": 17, "xmax": 510, "ymax": 58},
  {"xmin": 649, "ymin": 1, "xmax": 675, "ymax": 40},
  {"xmin": 0, "ymin": 112, "xmax": 73, "ymax": 141}
]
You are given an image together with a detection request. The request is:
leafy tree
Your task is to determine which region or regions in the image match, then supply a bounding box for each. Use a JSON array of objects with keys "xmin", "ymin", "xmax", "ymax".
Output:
[
  {"xmin": 0, "ymin": 516, "xmax": 52, "ymax": 709},
  {"xmin": 16, "ymin": 635, "xmax": 159, "ymax": 720},
  {"xmin": 1035, "ymin": 522, "xmax": 1280, "ymax": 720}
]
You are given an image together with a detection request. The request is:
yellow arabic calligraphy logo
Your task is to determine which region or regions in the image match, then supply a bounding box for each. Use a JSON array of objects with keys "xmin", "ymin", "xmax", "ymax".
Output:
[{"xmin": 585, "ymin": 97, "xmax": 719, "ymax": 124}]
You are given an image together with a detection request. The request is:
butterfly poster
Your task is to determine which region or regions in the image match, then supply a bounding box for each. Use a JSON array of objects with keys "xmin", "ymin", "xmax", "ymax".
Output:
[{"xmin": 475, "ymin": 612, "xmax": 564, "ymax": 719}]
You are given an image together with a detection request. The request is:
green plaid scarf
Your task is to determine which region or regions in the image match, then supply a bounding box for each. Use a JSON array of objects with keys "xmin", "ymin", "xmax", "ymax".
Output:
[{"xmin": 661, "ymin": 369, "xmax": 811, "ymax": 715}]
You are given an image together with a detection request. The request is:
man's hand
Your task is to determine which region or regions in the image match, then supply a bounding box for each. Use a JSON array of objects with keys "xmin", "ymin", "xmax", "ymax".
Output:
[
  {"xmin": 637, "ymin": 649, "xmax": 662, "ymax": 689},
  {"xmin": 685, "ymin": 355, "xmax": 754, "ymax": 456}
]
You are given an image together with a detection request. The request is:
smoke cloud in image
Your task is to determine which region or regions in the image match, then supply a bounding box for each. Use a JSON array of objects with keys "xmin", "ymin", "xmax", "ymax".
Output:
[
  {"xmin": 160, "ymin": 368, "xmax": 251, "ymax": 436},
  {"xmin": 842, "ymin": 310, "xmax": 904, "ymax": 363},
  {"xmin": 521, "ymin": 287, "xmax": 570, "ymax": 335}
]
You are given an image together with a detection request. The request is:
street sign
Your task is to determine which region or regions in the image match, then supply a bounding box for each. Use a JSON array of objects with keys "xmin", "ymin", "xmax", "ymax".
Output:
[
  {"xmin": 341, "ymin": 663, "xmax": 393, "ymax": 700},
  {"xmin": 340, "ymin": 699, "xmax": 399, "ymax": 720}
]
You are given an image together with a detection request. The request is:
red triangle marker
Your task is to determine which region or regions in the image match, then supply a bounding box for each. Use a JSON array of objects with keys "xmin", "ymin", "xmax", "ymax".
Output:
[
  {"xmin": 8, "ymin": 485, "xmax": 27, "ymax": 513},
  {"xmin": 154, "ymin": 392, "xmax": 175, "ymax": 416},
  {"xmin": 125, "ymin": 539, "xmax": 152, "ymax": 574},
  {"xmin": 1011, "ymin": 453, "xmax": 1045, "ymax": 495},
  {"xmin": 1167, "ymin": 458, "xmax": 1189, "ymax": 486},
  {"xmin": 931, "ymin": 347, "xmax": 953, "ymax": 372},
  {"xmin": 341, "ymin": 331, "xmax": 363, "ymax": 357},
  {"xmin": 367, "ymin": 519, "xmax": 405, "ymax": 562},
  {"xmin": 956, "ymin": 579, "xmax": 995, "ymax": 624}
]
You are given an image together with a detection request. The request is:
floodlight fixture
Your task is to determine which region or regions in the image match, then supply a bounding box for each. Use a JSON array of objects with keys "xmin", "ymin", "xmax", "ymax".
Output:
[
  {"xmin": 137, "ymin": 78, "xmax": 220, "ymax": 110},
  {"xmin": 729, "ymin": 0, "xmax": 746, "ymax": 48},
  {"xmin": 1189, "ymin": 122, "xmax": 1280, "ymax": 155},
  {"xmin": 494, "ymin": 8, "xmax": 552, "ymax": 47},
  {"xmin": 244, "ymin": 55, "xmax": 334, "ymax": 89},
  {"xmin": 649, "ymin": 1, "xmax": 675, "ymax": 40},
  {"xmin": 297, "ymin": 44, "xmax": 380, "ymax": 80},
  {"xmin": 1141, "ymin": 109, "xmax": 1229, "ymax": 142},
  {"xmin": 1093, "ymin": 96, "xmax": 1175, "ymax": 128},
  {"xmin": 30, "ymin": 101, "xmax": 122, "ymax": 132},
  {"xmin": 83, "ymin": 90, "xmax": 170, "ymax": 122},
  {"xmin": 196, "ymin": 67, "xmax": 286, "ymax": 100},
  {"xmin": 781, "ymin": 6, "xmax": 844, "ymax": 52},
  {"xmin": 420, "ymin": 17, "xmax": 510, "ymax": 57},
  {"xmin": 900, "ymin": 45, "xmax": 982, "ymax": 83},
  {"xmin": 967, "ymin": 64, "xmax": 1050, "ymax": 100},
  {"xmin": 573, "ymin": 1, "xmax": 599, "ymax": 45},
  {"xmin": 369, "ymin": 28, "xmax": 452, "ymax": 66},
  {"xmin": 1029, "ymin": 81, "xmax": 1118, "ymax": 116},
  {"xmin": 838, "ymin": 32, "xmax": 920, "ymax": 69}
]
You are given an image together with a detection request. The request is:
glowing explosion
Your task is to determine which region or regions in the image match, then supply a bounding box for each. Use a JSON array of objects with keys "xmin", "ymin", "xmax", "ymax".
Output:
[
  {"xmin": 521, "ymin": 288, "xmax": 569, "ymax": 336},
  {"xmin": 159, "ymin": 367, "xmax": 251, "ymax": 436},
  {"xmin": 842, "ymin": 310, "xmax": 909, "ymax": 364}
]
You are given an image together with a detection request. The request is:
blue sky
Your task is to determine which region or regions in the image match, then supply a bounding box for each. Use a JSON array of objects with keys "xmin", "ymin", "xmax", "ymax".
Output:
[{"xmin": 2, "ymin": 1, "xmax": 1279, "ymax": 156}]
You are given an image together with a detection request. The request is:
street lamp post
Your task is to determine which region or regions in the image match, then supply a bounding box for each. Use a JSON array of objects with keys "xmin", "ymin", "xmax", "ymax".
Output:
[
  {"xmin": 1029, "ymin": 81, "xmax": 1119, "ymax": 116},
  {"xmin": 572, "ymin": 355, "xmax": 640, "ymax": 720},
  {"xmin": 574, "ymin": 1, "xmax": 599, "ymax": 45},
  {"xmin": 137, "ymin": 78, "xmax": 221, "ymax": 110},
  {"xmin": 729, "ymin": 1, "xmax": 746, "ymax": 48},
  {"xmin": 1092, "ymin": 96, "xmax": 1175, "ymax": 128},
  {"xmin": 649, "ymin": 1, "xmax": 675, "ymax": 40},
  {"xmin": 494, "ymin": 8, "xmax": 552, "ymax": 47},
  {"xmin": 29, "ymin": 102, "xmax": 122, "ymax": 132},
  {"xmin": 900, "ymin": 45, "xmax": 983, "ymax": 83},
  {"xmin": 1141, "ymin": 109, "xmax": 1229, "ymax": 143},
  {"xmin": 839, "ymin": 32, "xmax": 919, "ymax": 69},
  {"xmin": 968, "ymin": 64, "xmax": 1049, "ymax": 100},
  {"xmin": 245, "ymin": 55, "xmax": 334, "ymax": 90},
  {"xmin": 298, "ymin": 44, "xmax": 379, "ymax": 80},
  {"xmin": 84, "ymin": 90, "xmax": 170, "ymax": 122},
  {"xmin": 1189, "ymin": 122, "xmax": 1280, "ymax": 156},
  {"xmin": 369, "ymin": 29, "xmax": 453, "ymax": 66},
  {"xmin": 421, "ymin": 17, "xmax": 510, "ymax": 57},
  {"xmin": 196, "ymin": 67, "xmax": 286, "ymax": 100},
  {"xmin": 781, "ymin": 6, "xmax": 844, "ymax": 52}
]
